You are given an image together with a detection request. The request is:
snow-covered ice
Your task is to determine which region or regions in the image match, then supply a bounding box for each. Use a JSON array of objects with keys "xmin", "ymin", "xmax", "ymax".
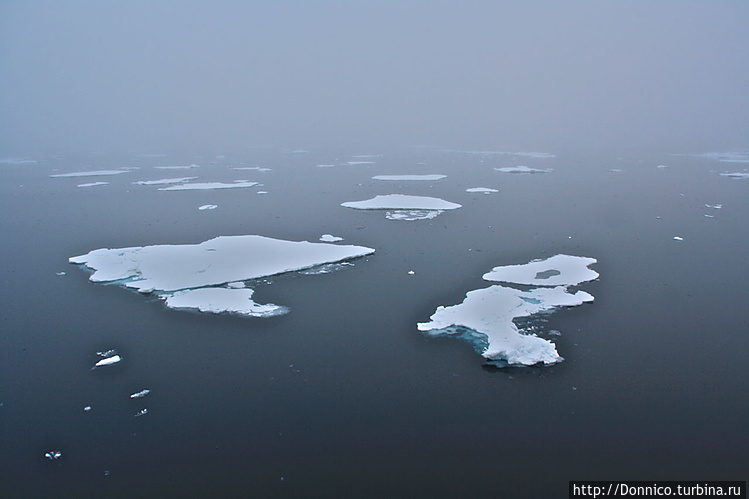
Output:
[
  {"xmin": 198, "ymin": 204, "xmax": 217, "ymax": 210},
  {"xmin": 341, "ymin": 194, "xmax": 461, "ymax": 211},
  {"xmin": 704, "ymin": 204, "xmax": 723, "ymax": 209},
  {"xmin": 159, "ymin": 181, "xmax": 258, "ymax": 191},
  {"xmin": 719, "ymin": 172, "xmax": 749, "ymax": 179},
  {"xmin": 93, "ymin": 355, "xmax": 122, "ymax": 368},
  {"xmin": 153, "ymin": 164, "xmax": 200, "ymax": 170},
  {"xmin": 372, "ymin": 174, "xmax": 446, "ymax": 181},
  {"xmin": 133, "ymin": 177, "xmax": 198, "ymax": 185},
  {"xmin": 673, "ymin": 236, "xmax": 684, "ymax": 241},
  {"xmin": 418, "ymin": 255, "xmax": 597, "ymax": 367},
  {"xmin": 130, "ymin": 389, "xmax": 150, "ymax": 399},
  {"xmin": 70, "ymin": 235, "xmax": 374, "ymax": 316},
  {"xmin": 466, "ymin": 187, "xmax": 498, "ymax": 194},
  {"xmin": 77, "ymin": 182, "xmax": 110, "ymax": 188},
  {"xmin": 385, "ymin": 210, "xmax": 443, "ymax": 221},
  {"xmin": 320, "ymin": 234, "xmax": 343, "ymax": 242},
  {"xmin": 495, "ymin": 166, "xmax": 553, "ymax": 174},
  {"xmin": 51, "ymin": 170, "xmax": 130, "ymax": 178}
]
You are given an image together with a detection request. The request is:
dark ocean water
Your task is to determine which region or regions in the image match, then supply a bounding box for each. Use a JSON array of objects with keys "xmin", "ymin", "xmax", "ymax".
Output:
[{"xmin": 1, "ymin": 147, "xmax": 747, "ymax": 497}]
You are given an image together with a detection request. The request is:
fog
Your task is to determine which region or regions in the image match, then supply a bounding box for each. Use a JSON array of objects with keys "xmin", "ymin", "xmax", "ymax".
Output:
[{"xmin": 1, "ymin": 1, "xmax": 747, "ymax": 154}]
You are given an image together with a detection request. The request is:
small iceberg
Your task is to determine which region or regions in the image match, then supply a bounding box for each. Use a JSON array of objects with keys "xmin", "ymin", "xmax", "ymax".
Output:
[
  {"xmin": 130, "ymin": 389, "xmax": 151, "ymax": 399},
  {"xmin": 133, "ymin": 177, "xmax": 198, "ymax": 185},
  {"xmin": 466, "ymin": 187, "xmax": 498, "ymax": 194},
  {"xmin": 372, "ymin": 175, "xmax": 446, "ymax": 181},
  {"xmin": 159, "ymin": 181, "xmax": 258, "ymax": 191},
  {"xmin": 494, "ymin": 166, "xmax": 553, "ymax": 174},
  {"xmin": 93, "ymin": 355, "xmax": 122, "ymax": 368},
  {"xmin": 51, "ymin": 170, "xmax": 130, "ymax": 178},
  {"xmin": 418, "ymin": 255, "xmax": 597, "ymax": 367}
]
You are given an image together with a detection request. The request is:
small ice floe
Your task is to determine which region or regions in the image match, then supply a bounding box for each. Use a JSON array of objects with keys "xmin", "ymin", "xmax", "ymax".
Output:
[
  {"xmin": 56, "ymin": 271, "xmax": 67, "ymax": 276},
  {"xmin": 347, "ymin": 161, "xmax": 376, "ymax": 165},
  {"xmin": 494, "ymin": 166, "xmax": 553, "ymax": 174},
  {"xmin": 408, "ymin": 270, "xmax": 415, "ymax": 275},
  {"xmin": 719, "ymin": 172, "xmax": 749, "ymax": 179},
  {"xmin": 609, "ymin": 168, "xmax": 624, "ymax": 172},
  {"xmin": 51, "ymin": 170, "xmax": 129, "ymax": 178},
  {"xmin": 319, "ymin": 234, "xmax": 343, "ymax": 242},
  {"xmin": 153, "ymin": 164, "xmax": 199, "ymax": 170},
  {"xmin": 84, "ymin": 406, "xmax": 92, "ymax": 412},
  {"xmin": 77, "ymin": 181, "xmax": 109, "ymax": 188},
  {"xmin": 133, "ymin": 177, "xmax": 198, "ymax": 185},
  {"xmin": 342, "ymin": 194, "xmax": 461, "ymax": 221},
  {"xmin": 466, "ymin": 187, "xmax": 498, "ymax": 194},
  {"xmin": 227, "ymin": 281, "xmax": 246, "ymax": 289},
  {"xmin": 316, "ymin": 164, "xmax": 335, "ymax": 168},
  {"xmin": 657, "ymin": 164, "xmax": 669, "ymax": 169},
  {"xmin": 159, "ymin": 181, "xmax": 258, "ymax": 191},
  {"xmin": 372, "ymin": 174, "xmax": 446, "ymax": 181},
  {"xmin": 198, "ymin": 204, "xmax": 217, "ymax": 211},
  {"xmin": 93, "ymin": 355, "xmax": 122, "ymax": 368},
  {"xmin": 134, "ymin": 408, "xmax": 148, "ymax": 417},
  {"xmin": 130, "ymin": 389, "xmax": 150, "ymax": 399},
  {"xmin": 257, "ymin": 191, "xmax": 268, "ymax": 194},
  {"xmin": 70, "ymin": 235, "xmax": 374, "ymax": 317},
  {"xmin": 673, "ymin": 236, "xmax": 684, "ymax": 241},
  {"xmin": 233, "ymin": 167, "xmax": 272, "ymax": 172},
  {"xmin": 418, "ymin": 255, "xmax": 598, "ymax": 367},
  {"xmin": 44, "ymin": 451, "xmax": 62, "ymax": 460},
  {"xmin": 704, "ymin": 204, "xmax": 723, "ymax": 209},
  {"xmin": 0, "ymin": 158, "xmax": 37, "ymax": 164}
]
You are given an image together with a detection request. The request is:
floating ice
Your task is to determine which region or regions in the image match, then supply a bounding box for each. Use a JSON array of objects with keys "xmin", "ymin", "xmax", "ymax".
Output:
[
  {"xmin": 483, "ymin": 255, "xmax": 599, "ymax": 287},
  {"xmin": 233, "ymin": 166, "xmax": 272, "ymax": 172},
  {"xmin": 77, "ymin": 182, "xmax": 109, "ymax": 188},
  {"xmin": 673, "ymin": 236, "xmax": 684, "ymax": 241},
  {"xmin": 159, "ymin": 181, "xmax": 259, "ymax": 191},
  {"xmin": 320, "ymin": 234, "xmax": 343, "ymax": 242},
  {"xmin": 51, "ymin": 170, "xmax": 129, "ymax": 178},
  {"xmin": 134, "ymin": 408, "xmax": 148, "ymax": 417},
  {"xmin": 372, "ymin": 174, "xmax": 446, "ymax": 181},
  {"xmin": 657, "ymin": 164, "xmax": 669, "ymax": 169},
  {"xmin": 0, "ymin": 158, "xmax": 37, "ymax": 164},
  {"xmin": 466, "ymin": 187, "xmax": 498, "ymax": 194},
  {"xmin": 133, "ymin": 177, "xmax": 198, "ymax": 185},
  {"xmin": 45, "ymin": 451, "xmax": 62, "ymax": 460},
  {"xmin": 704, "ymin": 204, "xmax": 722, "ymax": 209},
  {"xmin": 494, "ymin": 166, "xmax": 553, "ymax": 174},
  {"xmin": 257, "ymin": 191, "xmax": 268, "ymax": 194},
  {"xmin": 130, "ymin": 389, "xmax": 151, "ymax": 399},
  {"xmin": 385, "ymin": 210, "xmax": 442, "ymax": 221},
  {"xmin": 198, "ymin": 205, "xmax": 218, "ymax": 210},
  {"xmin": 56, "ymin": 271, "xmax": 67, "ymax": 276},
  {"xmin": 418, "ymin": 255, "xmax": 597, "ymax": 367},
  {"xmin": 70, "ymin": 235, "xmax": 374, "ymax": 316},
  {"xmin": 342, "ymin": 194, "xmax": 461, "ymax": 211},
  {"xmin": 153, "ymin": 164, "xmax": 199, "ymax": 170},
  {"xmin": 93, "ymin": 355, "xmax": 122, "ymax": 368},
  {"xmin": 84, "ymin": 406, "xmax": 92, "ymax": 412},
  {"xmin": 317, "ymin": 164, "xmax": 335, "ymax": 168},
  {"xmin": 719, "ymin": 172, "xmax": 749, "ymax": 179},
  {"xmin": 298, "ymin": 262, "xmax": 353, "ymax": 275},
  {"xmin": 347, "ymin": 161, "xmax": 375, "ymax": 165}
]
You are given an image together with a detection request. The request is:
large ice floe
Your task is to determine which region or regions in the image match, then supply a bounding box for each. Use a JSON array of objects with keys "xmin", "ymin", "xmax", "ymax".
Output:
[
  {"xmin": 342, "ymin": 194, "xmax": 461, "ymax": 221},
  {"xmin": 70, "ymin": 236, "xmax": 374, "ymax": 317},
  {"xmin": 418, "ymin": 255, "xmax": 598, "ymax": 367}
]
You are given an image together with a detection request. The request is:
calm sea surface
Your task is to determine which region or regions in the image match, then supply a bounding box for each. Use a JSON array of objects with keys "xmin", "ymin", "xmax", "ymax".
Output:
[{"xmin": 1, "ymin": 147, "xmax": 747, "ymax": 497}]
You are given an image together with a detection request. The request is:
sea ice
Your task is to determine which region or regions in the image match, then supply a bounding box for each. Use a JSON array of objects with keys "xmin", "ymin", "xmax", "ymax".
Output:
[
  {"xmin": 133, "ymin": 177, "xmax": 198, "ymax": 185},
  {"xmin": 198, "ymin": 205, "xmax": 218, "ymax": 210},
  {"xmin": 704, "ymin": 204, "xmax": 722, "ymax": 209},
  {"xmin": 347, "ymin": 161, "xmax": 376, "ymax": 165},
  {"xmin": 372, "ymin": 174, "xmax": 446, "ymax": 181},
  {"xmin": 233, "ymin": 167, "xmax": 272, "ymax": 172},
  {"xmin": 77, "ymin": 182, "xmax": 109, "ymax": 188},
  {"xmin": 466, "ymin": 187, "xmax": 498, "ymax": 194},
  {"xmin": 719, "ymin": 172, "xmax": 749, "ymax": 179},
  {"xmin": 45, "ymin": 451, "xmax": 62, "ymax": 460},
  {"xmin": 134, "ymin": 408, "xmax": 148, "ymax": 417},
  {"xmin": 418, "ymin": 255, "xmax": 597, "ymax": 367},
  {"xmin": 130, "ymin": 389, "xmax": 150, "ymax": 399},
  {"xmin": 51, "ymin": 170, "xmax": 130, "ymax": 178},
  {"xmin": 673, "ymin": 236, "xmax": 684, "ymax": 241},
  {"xmin": 494, "ymin": 166, "xmax": 553, "ymax": 174},
  {"xmin": 320, "ymin": 234, "xmax": 343, "ymax": 242},
  {"xmin": 153, "ymin": 164, "xmax": 200, "ymax": 169},
  {"xmin": 93, "ymin": 355, "xmax": 122, "ymax": 368},
  {"xmin": 385, "ymin": 210, "xmax": 442, "ymax": 221},
  {"xmin": 341, "ymin": 194, "xmax": 461, "ymax": 211},
  {"xmin": 70, "ymin": 235, "xmax": 374, "ymax": 316},
  {"xmin": 159, "ymin": 181, "xmax": 258, "ymax": 191}
]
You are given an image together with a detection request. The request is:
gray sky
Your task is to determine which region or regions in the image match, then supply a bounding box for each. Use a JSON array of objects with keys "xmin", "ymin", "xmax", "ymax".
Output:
[{"xmin": 1, "ymin": 1, "xmax": 747, "ymax": 153}]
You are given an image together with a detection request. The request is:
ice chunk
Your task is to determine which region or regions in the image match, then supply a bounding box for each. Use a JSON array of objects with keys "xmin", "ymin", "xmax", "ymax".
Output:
[
  {"xmin": 719, "ymin": 172, "xmax": 749, "ymax": 179},
  {"xmin": 56, "ymin": 272, "xmax": 66, "ymax": 276},
  {"xmin": 133, "ymin": 177, "xmax": 198, "ymax": 185},
  {"xmin": 704, "ymin": 204, "xmax": 723, "ymax": 209},
  {"xmin": 347, "ymin": 161, "xmax": 375, "ymax": 165},
  {"xmin": 385, "ymin": 210, "xmax": 442, "ymax": 221},
  {"xmin": 342, "ymin": 194, "xmax": 461, "ymax": 211},
  {"xmin": 494, "ymin": 166, "xmax": 553, "ymax": 174},
  {"xmin": 159, "ymin": 181, "xmax": 258, "ymax": 191},
  {"xmin": 165, "ymin": 287, "xmax": 288, "ymax": 317},
  {"xmin": 45, "ymin": 451, "xmax": 62, "ymax": 459},
  {"xmin": 673, "ymin": 236, "xmax": 684, "ymax": 241},
  {"xmin": 198, "ymin": 205, "xmax": 217, "ymax": 210},
  {"xmin": 77, "ymin": 182, "xmax": 109, "ymax": 188},
  {"xmin": 51, "ymin": 170, "xmax": 129, "ymax": 178},
  {"xmin": 233, "ymin": 167, "xmax": 272, "ymax": 172},
  {"xmin": 96, "ymin": 349, "xmax": 117, "ymax": 357},
  {"xmin": 372, "ymin": 175, "xmax": 446, "ymax": 181},
  {"xmin": 320, "ymin": 234, "xmax": 343, "ymax": 242},
  {"xmin": 298, "ymin": 262, "xmax": 353, "ymax": 275},
  {"xmin": 317, "ymin": 164, "xmax": 335, "ymax": 168},
  {"xmin": 84, "ymin": 406, "xmax": 92, "ymax": 412},
  {"xmin": 466, "ymin": 187, "xmax": 498, "ymax": 194},
  {"xmin": 483, "ymin": 255, "xmax": 599, "ymax": 287},
  {"xmin": 93, "ymin": 355, "xmax": 122, "ymax": 368},
  {"xmin": 130, "ymin": 389, "xmax": 151, "ymax": 399},
  {"xmin": 134, "ymin": 408, "xmax": 148, "ymax": 417},
  {"xmin": 657, "ymin": 164, "xmax": 669, "ymax": 169},
  {"xmin": 153, "ymin": 164, "xmax": 199, "ymax": 169}
]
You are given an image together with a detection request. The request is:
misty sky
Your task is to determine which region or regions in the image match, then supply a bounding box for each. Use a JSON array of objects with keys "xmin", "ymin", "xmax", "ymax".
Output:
[{"xmin": 1, "ymin": 1, "xmax": 747, "ymax": 153}]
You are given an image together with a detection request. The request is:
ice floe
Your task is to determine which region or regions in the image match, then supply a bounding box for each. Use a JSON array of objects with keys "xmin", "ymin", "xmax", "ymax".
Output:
[
  {"xmin": 130, "ymin": 389, "xmax": 150, "ymax": 399},
  {"xmin": 51, "ymin": 170, "xmax": 130, "ymax": 178},
  {"xmin": 341, "ymin": 194, "xmax": 461, "ymax": 211},
  {"xmin": 133, "ymin": 177, "xmax": 198, "ymax": 185},
  {"xmin": 719, "ymin": 172, "xmax": 749, "ymax": 179},
  {"xmin": 466, "ymin": 187, "xmax": 498, "ymax": 194},
  {"xmin": 159, "ymin": 181, "xmax": 258, "ymax": 191},
  {"xmin": 347, "ymin": 161, "xmax": 376, "ymax": 165},
  {"xmin": 418, "ymin": 255, "xmax": 597, "ymax": 367},
  {"xmin": 77, "ymin": 182, "xmax": 109, "ymax": 188},
  {"xmin": 704, "ymin": 204, "xmax": 722, "ymax": 209},
  {"xmin": 198, "ymin": 204, "xmax": 217, "ymax": 210},
  {"xmin": 134, "ymin": 408, "xmax": 148, "ymax": 417},
  {"xmin": 45, "ymin": 451, "xmax": 62, "ymax": 460},
  {"xmin": 0, "ymin": 158, "xmax": 37, "ymax": 164},
  {"xmin": 93, "ymin": 355, "xmax": 122, "ymax": 368},
  {"xmin": 320, "ymin": 234, "xmax": 343, "ymax": 242},
  {"xmin": 233, "ymin": 167, "xmax": 272, "ymax": 172},
  {"xmin": 372, "ymin": 175, "xmax": 446, "ymax": 181},
  {"xmin": 70, "ymin": 235, "xmax": 374, "ymax": 316},
  {"xmin": 153, "ymin": 164, "xmax": 200, "ymax": 170},
  {"xmin": 673, "ymin": 236, "xmax": 684, "ymax": 241},
  {"xmin": 494, "ymin": 166, "xmax": 553, "ymax": 174}
]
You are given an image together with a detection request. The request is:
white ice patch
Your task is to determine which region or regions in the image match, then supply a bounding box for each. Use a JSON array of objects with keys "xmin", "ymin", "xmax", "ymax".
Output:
[
  {"xmin": 673, "ymin": 236, "xmax": 684, "ymax": 241},
  {"xmin": 418, "ymin": 255, "xmax": 597, "ymax": 367},
  {"xmin": 70, "ymin": 235, "xmax": 374, "ymax": 317},
  {"xmin": 133, "ymin": 177, "xmax": 198, "ymax": 185},
  {"xmin": 495, "ymin": 166, "xmax": 553, "ymax": 174},
  {"xmin": 372, "ymin": 175, "xmax": 446, "ymax": 181},
  {"xmin": 0, "ymin": 158, "xmax": 37, "ymax": 164},
  {"xmin": 320, "ymin": 234, "xmax": 343, "ymax": 242},
  {"xmin": 45, "ymin": 451, "xmax": 62, "ymax": 460},
  {"xmin": 719, "ymin": 172, "xmax": 749, "ymax": 179},
  {"xmin": 347, "ymin": 161, "xmax": 376, "ymax": 165},
  {"xmin": 93, "ymin": 355, "xmax": 122, "ymax": 368},
  {"xmin": 342, "ymin": 194, "xmax": 461, "ymax": 211},
  {"xmin": 77, "ymin": 182, "xmax": 109, "ymax": 188},
  {"xmin": 130, "ymin": 389, "xmax": 150, "ymax": 399},
  {"xmin": 51, "ymin": 170, "xmax": 130, "ymax": 178},
  {"xmin": 385, "ymin": 210, "xmax": 442, "ymax": 221},
  {"xmin": 159, "ymin": 181, "xmax": 258, "ymax": 191},
  {"xmin": 233, "ymin": 167, "xmax": 272, "ymax": 172},
  {"xmin": 198, "ymin": 205, "xmax": 217, "ymax": 210},
  {"xmin": 466, "ymin": 187, "xmax": 498, "ymax": 194},
  {"xmin": 704, "ymin": 204, "xmax": 722, "ymax": 209},
  {"xmin": 153, "ymin": 164, "xmax": 200, "ymax": 170}
]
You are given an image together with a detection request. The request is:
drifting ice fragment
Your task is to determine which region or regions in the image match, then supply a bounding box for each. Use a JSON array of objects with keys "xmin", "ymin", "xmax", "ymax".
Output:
[
  {"xmin": 94, "ymin": 355, "xmax": 122, "ymax": 368},
  {"xmin": 386, "ymin": 210, "xmax": 442, "ymax": 221},
  {"xmin": 84, "ymin": 406, "xmax": 92, "ymax": 412},
  {"xmin": 704, "ymin": 204, "xmax": 722, "ymax": 209},
  {"xmin": 372, "ymin": 175, "xmax": 446, "ymax": 181},
  {"xmin": 45, "ymin": 451, "xmax": 62, "ymax": 460},
  {"xmin": 165, "ymin": 287, "xmax": 288, "ymax": 317},
  {"xmin": 719, "ymin": 172, "xmax": 749, "ymax": 179},
  {"xmin": 56, "ymin": 272, "xmax": 66, "ymax": 276},
  {"xmin": 342, "ymin": 194, "xmax": 461, "ymax": 211},
  {"xmin": 494, "ymin": 166, "xmax": 553, "ymax": 174},
  {"xmin": 198, "ymin": 205, "xmax": 217, "ymax": 210},
  {"xmin": 320, "ymin": 234, "xmax": 343, "ymax": 242},
  {"xmin": 97, "ymin": 349, "xmax": 117, "ymax": 357},
  {"xmin": 673, "ymin": 236, "xmax": 684, "ymax": 241},
  {"xmin": 50, "ymin": 170, "xmax": 129, "ymax": 178},
  {"xmin": 483, "ymin": 255, "xmax": 599, "ymax": 287},
  {"xmin": 134, "ymin": 408, "xmax": 148, "ymax": 417},
  {"xmin": 130, "ymin": 390, "xmax": 150, "ymax": 399},
  {"xmin": 77, "ymin": 182, "xmax": 109, "ymax": 188},
  {"xmin": 133, "ymin": 177, "xmax": 198, "ymax": 185},
  {"xmin": 466, "ymin": 187, "xmax": 498, "ymax": 194},
  {"xmin": 159, "ymin": 181, "xmax": 258, "ymax": 191}
]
